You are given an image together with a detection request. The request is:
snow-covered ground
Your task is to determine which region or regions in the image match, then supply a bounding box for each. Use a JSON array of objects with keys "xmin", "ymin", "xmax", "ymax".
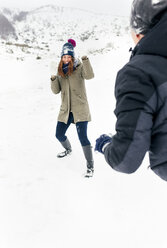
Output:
[
  {"xmin": 0, "ymin": 5, "xmax": 130, "ymax": 61},
  {"xmin": 1, "ymin": 32, "xmax": 167, "ymax": 248}
]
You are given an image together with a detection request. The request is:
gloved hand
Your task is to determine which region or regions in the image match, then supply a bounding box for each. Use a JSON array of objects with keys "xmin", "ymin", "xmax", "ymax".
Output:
[{"xmin": 95, "ymin": 134, "xmax": 112, "ymax": 154}]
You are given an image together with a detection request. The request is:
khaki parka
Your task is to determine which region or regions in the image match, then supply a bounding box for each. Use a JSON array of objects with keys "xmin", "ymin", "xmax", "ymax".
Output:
[{"xmin": 51, "ymin": 57, "xmax": 94, "ymax": 124}]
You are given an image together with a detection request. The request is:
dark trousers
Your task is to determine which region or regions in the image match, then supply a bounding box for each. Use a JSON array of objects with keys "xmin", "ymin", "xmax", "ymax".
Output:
[{"xmin": 56, "ymin": 112, "xmax": 91, "ymax": 146}]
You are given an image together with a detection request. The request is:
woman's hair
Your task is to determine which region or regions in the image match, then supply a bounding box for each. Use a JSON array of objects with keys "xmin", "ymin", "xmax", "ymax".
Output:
[{"xmin": 58, "ymin": 57, "xmax": 74, "ymax": 77}]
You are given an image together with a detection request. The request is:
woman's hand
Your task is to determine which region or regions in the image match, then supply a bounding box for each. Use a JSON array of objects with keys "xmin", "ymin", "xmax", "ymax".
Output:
[
  {"xmin": 81, "ymin": 56, "xmax": 88, "ymax": 60},
  {"xmin": 50, "ymin": 75, "xmax": 57, "ymax": 81}
]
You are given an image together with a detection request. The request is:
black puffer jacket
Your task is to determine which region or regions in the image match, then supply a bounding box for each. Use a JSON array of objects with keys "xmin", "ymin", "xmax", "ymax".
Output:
[{"xmin": 104, "ymin": 12, "xmax": 167, "ymax": 181}]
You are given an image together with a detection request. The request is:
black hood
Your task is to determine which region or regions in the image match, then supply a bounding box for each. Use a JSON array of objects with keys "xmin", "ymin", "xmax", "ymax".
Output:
[{"xmin": 131, "ymin": 12, "xmax": 167, "ymax": 58}]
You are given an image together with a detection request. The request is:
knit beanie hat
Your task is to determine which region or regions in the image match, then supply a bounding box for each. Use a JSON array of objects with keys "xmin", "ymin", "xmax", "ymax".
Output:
[
  {"xmin": 130, "ymin": 0, "xmax": 167, "ymax": 34},
  {"xmin": 61, "ymin": 39, "xmax": 76, "ymax": 57}
]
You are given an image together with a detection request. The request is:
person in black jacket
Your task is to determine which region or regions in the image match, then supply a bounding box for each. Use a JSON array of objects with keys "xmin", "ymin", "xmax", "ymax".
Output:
[{"xmin": 95, "ymin": 0, "xmax": 167, "ymax": 181}]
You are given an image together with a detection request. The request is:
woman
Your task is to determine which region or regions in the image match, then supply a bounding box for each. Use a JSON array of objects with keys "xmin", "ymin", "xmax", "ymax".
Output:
[{"xmin": 50, "ymin": 39, "xmax": 94, "ymax": 177}]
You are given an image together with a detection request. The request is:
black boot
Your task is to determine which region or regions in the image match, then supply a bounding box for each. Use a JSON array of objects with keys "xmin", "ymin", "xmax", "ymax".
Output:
[
  {"xmin": 57, "ymin": 138, "xmax": 72, "ymax": 158},
  {"xmin": 82, "ymin": 145, "xmax": 94, "ymax": 177}
]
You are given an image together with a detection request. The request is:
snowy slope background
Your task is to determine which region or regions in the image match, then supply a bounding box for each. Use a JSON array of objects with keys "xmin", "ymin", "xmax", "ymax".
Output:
[{"xmin": 1, "ymin": 5, "xmax": 167, "ymax": 248}]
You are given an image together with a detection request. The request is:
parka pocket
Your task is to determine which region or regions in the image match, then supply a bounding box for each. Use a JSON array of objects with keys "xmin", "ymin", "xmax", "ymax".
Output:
[
  {"xmin": 61, "ymin": 91, "xmax": 65, "ymax": 99},
  {"xmin": 77, "ymin": 93, "xmax": 87, "ymax": 104}
]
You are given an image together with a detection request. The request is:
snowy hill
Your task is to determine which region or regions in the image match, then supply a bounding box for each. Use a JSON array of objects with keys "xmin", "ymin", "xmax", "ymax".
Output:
[
  {"xmin": 0, "ymin": 5, "xmax": 130, "ymax": 60},
  {"xmin": 0, "ymin": 12, "xmax": 16, "ymax": 39}
]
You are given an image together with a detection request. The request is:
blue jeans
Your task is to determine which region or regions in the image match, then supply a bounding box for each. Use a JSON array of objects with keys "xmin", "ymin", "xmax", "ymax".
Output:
[{"xmin": 56, "ymin": 112, "xmax": 91, "ymax": 146}]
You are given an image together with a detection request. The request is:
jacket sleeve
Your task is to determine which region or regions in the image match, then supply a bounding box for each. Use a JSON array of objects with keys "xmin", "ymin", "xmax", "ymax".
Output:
[
  {"xmin": 81, "ymin": 56, "xmax": 94, "ymax": 80},
  {"xmin": 51, "ymin": 76, "xmax": 61, "ymax": 94},
  {"xmin": 104, "ymin": 64, "xmax": 156, "ymax": 173}
]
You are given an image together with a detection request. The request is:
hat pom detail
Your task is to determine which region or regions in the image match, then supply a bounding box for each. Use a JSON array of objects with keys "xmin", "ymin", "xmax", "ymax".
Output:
[{"xmin": 68, "ymin": 39, "xmax": 76, "ymax": 48}]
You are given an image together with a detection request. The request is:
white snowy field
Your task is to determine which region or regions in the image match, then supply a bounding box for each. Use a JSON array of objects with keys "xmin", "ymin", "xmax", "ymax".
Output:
[{"xmin": 1, "ymin": 43, "xmax": 167, "ymax": 248}]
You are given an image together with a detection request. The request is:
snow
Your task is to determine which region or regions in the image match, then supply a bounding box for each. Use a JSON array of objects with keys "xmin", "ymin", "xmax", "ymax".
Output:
[
  {"xmin": 152, "ymin": 0, "xmax": 161, "ymax": 5},
  {"xmin": 1, "ymin": 11, "xmax": 167, "ymax": 248},
  {"xmin": 0, "ymin": 5, "xmax": 130, "ymax": 61}
]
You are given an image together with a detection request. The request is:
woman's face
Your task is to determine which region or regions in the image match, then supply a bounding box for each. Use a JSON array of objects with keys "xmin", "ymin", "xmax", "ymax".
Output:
[{"xmin": 62, "ymin": 55, "xmax": 72, "ymax": 64}]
